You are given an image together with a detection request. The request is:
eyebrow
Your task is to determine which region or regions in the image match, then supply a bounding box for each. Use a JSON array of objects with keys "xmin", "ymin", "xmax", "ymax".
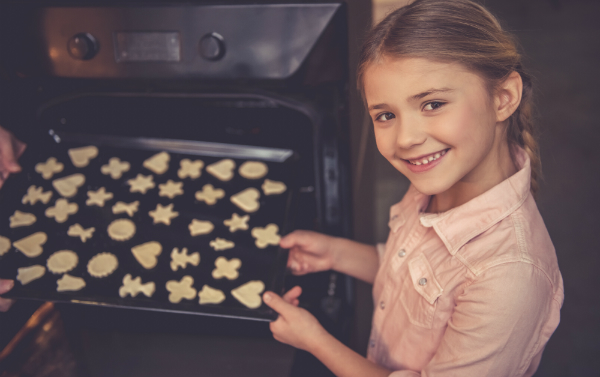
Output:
[
  {"xmin": 409, "ymin": 88, "xmax": 455, "ymax": 101},
  {"xmin": 368, "ymin": 88, "xmax": 455, "ymax": 111}
]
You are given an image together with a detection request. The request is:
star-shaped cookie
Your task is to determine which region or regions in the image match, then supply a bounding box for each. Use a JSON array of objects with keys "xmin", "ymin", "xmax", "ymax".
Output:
[
  {"xmin": 148, "ymin": 203, "xmax": 179, "ymax": 225},
  {"xmin": 158, "ymin": 180, "xmax": 184, "ymax": 199},
  {"xmin": 127, "ymin": 174, "xmax": 155, "ymax": 194},
  {"xmin": 223, "ymin": 213, "xmax": 250, "ymax": 232},
  {"xmin": 86, "ymin": 187, "xmax": 114, "ymax": 207}
]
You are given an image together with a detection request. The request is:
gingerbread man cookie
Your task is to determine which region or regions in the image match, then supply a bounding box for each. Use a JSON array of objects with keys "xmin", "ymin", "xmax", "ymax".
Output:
[
  {"xmin": 170, "ymin": 247, "xmax": 200, "ymax": 271},
  {"xmin": 119, "ymin": 274, "xmax": 155, "ymax": 298},
  {"xmin": 22, "ymin": 185, "xmax": 53, "ymax": 205}
]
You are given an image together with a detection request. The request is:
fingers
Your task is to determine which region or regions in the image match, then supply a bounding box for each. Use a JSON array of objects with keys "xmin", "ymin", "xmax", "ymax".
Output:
[
  {"xmin": 282, "ymin": 286, "xmax": 302, "ymax": 306},
  {"xmin": 0, "ymin": 279, "xmax": 14, "ymax": 295},
  {"xmin": 0, "ymin": 280, "xmax": 15, "ymax": 312},
  {"xmin": 0, "ymin": 298, "xmax": 14, "ymax": 312},
  {"xmin": 0, "ymin": 130, "xmax": 20, "ymax": 173},
  {"xmin": 263, "ymin": 291, "xmax": 296, "ymax": 316},
  {"xmin": 280, "ymin": 230, "xmax": 315, "ymax": 249}
]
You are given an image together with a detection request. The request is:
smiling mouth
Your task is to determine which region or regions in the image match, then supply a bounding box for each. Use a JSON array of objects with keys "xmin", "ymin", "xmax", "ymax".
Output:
[{"xmin": 404, "ymin": 149, "xmax": 449, "ymax": 165}]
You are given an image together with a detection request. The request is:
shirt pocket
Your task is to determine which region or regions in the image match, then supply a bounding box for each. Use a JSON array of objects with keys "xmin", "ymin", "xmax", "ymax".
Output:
[{"xmin": 400, "ymin": 253, "xmax": 443, "ymax": 329}]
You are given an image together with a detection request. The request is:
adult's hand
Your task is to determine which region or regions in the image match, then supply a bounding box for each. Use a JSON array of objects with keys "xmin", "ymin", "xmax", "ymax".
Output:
[{"xmin": 0, "ymin": 125, "xmax": 26, "ymax": 189}]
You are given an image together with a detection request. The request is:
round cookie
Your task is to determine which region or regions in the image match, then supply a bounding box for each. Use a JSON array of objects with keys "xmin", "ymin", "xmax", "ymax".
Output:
[
  {"xmin": 239, "ymin": 161, "xmax": 268, "ymax": 180},
  {"xmin": 107, "ymin": 219, "xmax": 136, "ymax": 241},
  {"xmin": 87, "ymin": 252, "xmax": 118, "ymax": 278},
  {"xmin": 47, "ymin": 250, "xmax": 78, "ymax": 274}
]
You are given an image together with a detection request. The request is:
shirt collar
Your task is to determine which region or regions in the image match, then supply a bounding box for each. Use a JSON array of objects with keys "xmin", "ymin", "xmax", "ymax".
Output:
[{"xmin": 417, "ymin": 148, "xmax": 532, "ymax": 255}]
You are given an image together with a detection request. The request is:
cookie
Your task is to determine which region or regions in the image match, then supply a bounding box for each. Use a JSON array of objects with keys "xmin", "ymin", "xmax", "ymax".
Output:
[
  {"xmin": 206, "ymin": 159, "xmax": 235, "ymax": 181},
  {"xmin": 178, "ymin": 159, "xmax": 204, "ymax": 179},
  {"xmin": 87, "ymin": 252, "xmax": 118, "ymax": 278},
  {"xmin": 198, "ymin": 285, "xmax": 226, "ymax": 305},
  {"xmin": 107, "ymin": 218, "xmax": 136, "ymax": 241},
  {"xmin": 262, "ymin": 179, "xmax": 287, "ymax": 195},
  {"xmin": 143, "ymin": 151, "xmax": 170, "ymax": 175},
  {"xmin": 195, "ymin": 184, "xmax": 225, "ymax": 205},
  {"xmin": 68, "ymin": 145, "xmax": 98, "ymax": 168},
  {"xmin": 212, "ymin": 257, "xmax": 241, "ymax": 280},
  {"xmin": 22, "ymin": 185, "xmax": 53, "ymax": 205},
  {"xmin": 170, "ymin": 247, "xmax": 200, "ymax": 271},
  {"xmin": 53, "ymin": 173, "xmax": 85, "ymax": 198},
  {"xmin": 148, "ymin": 203, "xmax": 179, "ymax": 225},
  {"xmin": 188, "ymin": 219, "xmax": 214, "ymax": 236},
  {"xmin": 101, "ymin": 157, "xmax": 130, "ymax": 179},
  {"xmin": 239, "ymin": 161, "xmax": 268, "ymax": 180},
  {"xmin": 223, "ymin": 213, "xmax": 249, "ymax": 232},
  {"xmin": 209, "ymin": 238, "xmax": 235, "ymax": 251},
  {"xmin": 16, "ymin": 265, "xmax": 46, "ymax": 285},
  {"xmin": 45, "ymin": 198, "xmax": 78, "ymax": 223},
  {"xmin": 0, "ymin": 236, "xmax": 10, "ymax": 256},
  {"xmin": 166, "ymin": 276, "xmax": 197, "ymax": 304},
  {"xmin": 158, "ymin": 180, "xmax": 183, "ymax": 199},
  {"xmin": 67, "ymin": 224, "xmax": 95, "ymax": 243},
  {"xmin": 47, "ymin": 250, "xmax": 78, "ymax": 274},
  {"xmin": 112, "ymin": 201, "xmax": 139, "ymax": 217},
  {"xmin": 251, "ymin": 224, "xmax": 281, "ymax": 249},
  {"xmin": 119, "ymin": 274, "xmax": 155, "ymax": 298},
  {"xmin": 230, "ymin": 188, "xmax": 260, "ymax": 213},
  {"xmin": 86, "ymin": 187, "xmax": 114, "ymax": 207},
  {"xmin": 9, "ymin": 210, "xmax": 36, "ymax": 228},
  {"xmin": 57, "ymin": 274, "xmax": 86, "ymax": 292},
  {"xmin": 231, "ymin": 280, "xmax": 265, "ymax": 309},
  {"xmin": 131, "ymin": 241, "xmax": 162, "ymax": 269},
  {"xmin": 127, "ymin": 174, "xmax": 155, "ymax": 194},
  {"xmin": 35, "ymin": 157, "xmax": 64, "ymax": 179},
  {"xmin": 13, "ymin": 232, "xmax": 47, "ymax": 258}
]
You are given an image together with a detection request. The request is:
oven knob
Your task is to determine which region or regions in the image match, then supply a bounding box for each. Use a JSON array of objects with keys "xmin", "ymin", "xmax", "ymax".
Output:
[
  {"xmin": 67, "ymin": 33, "xmax": 99, "ymax": 60},
  {"xmin": 199, "ymin": 32, "xmax": 225, "ymax": 61}
]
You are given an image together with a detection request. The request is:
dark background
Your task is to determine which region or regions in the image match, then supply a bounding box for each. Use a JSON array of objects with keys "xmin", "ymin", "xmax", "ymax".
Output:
[{"xmin": 350, "ymin": 1, "xmax": 600, "ymax": 376}]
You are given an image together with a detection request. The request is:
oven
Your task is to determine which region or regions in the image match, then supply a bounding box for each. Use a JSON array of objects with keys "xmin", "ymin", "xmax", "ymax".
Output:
[{"xmin": 0, "ymin": 1, "xmax": 355, "ymax": 376}]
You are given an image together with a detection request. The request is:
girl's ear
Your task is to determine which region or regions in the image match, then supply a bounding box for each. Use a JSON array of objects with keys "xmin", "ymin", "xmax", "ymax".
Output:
[{"xmin": 495, "ymin": 71, "xmax": 523, "ymax": 122}]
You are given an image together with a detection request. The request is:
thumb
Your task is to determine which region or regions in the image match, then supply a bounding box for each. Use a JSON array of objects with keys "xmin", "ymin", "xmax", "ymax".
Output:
[{"xmin": 263, "ymin": 291, "xmax": 293, "ymax": 316}]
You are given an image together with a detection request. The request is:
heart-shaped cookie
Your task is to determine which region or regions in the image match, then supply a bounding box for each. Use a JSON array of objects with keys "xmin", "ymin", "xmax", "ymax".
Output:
[
  {"xmin": 231, "ymin": 280, "xmax": 265, "ymax": 309},
  {"xmin": 206, "ymin": 159, "xmax": 235, "ymax": 181},
  {"xmin": 68, "ymin": 145, "xmax": 98, "ymax": 168},
  {"xmin": 131, "ymin": 241, "xmax": 162, "ymax": 269},
  {"xmin": 143, "ymin": 151, "xmax": 170, "ymax": 175},
  {"xmin": 13, "ymin": 232, "xmax": 47, "ymax": 258},
  {"xmin": 230, "ymin": 188, "xmax": 260, "ymax": 213},
  {"xmin": 52, "ymin": 174, "xmax": 85, "ymax": 198}
]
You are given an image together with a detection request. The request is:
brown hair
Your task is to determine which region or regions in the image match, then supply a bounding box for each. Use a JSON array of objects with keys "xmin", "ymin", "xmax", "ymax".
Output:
[{"xmin": 358, "ymin": 0, "xmax": 540, "ymax": 195}]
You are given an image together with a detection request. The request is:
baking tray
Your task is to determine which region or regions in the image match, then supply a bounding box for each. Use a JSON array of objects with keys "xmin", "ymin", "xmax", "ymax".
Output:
[{"xmin": 0, "ymin": 132, "xmax": 296, "ymax": 321}]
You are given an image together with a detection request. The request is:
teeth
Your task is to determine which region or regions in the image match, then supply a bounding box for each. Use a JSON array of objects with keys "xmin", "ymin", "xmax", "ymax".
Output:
[{"xmin": 408, "ymin": 150, "xmax": 447, "ymax": 165}]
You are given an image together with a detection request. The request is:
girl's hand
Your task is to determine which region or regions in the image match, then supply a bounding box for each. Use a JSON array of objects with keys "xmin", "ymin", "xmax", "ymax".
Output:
[
  {"xmin": 263, "ymin": 287, "xmax": 328, "ymax": 352},
  {"xmin": 0, "ymin": 126, "xmax": 26, "ymax": 189},
  {"xmin": 281, "ymin": 230, "xmax": 337, "ymax": 275},
  {"xmin": 0, "ymin": 279, "xmax": 15, "ymax": 312}
]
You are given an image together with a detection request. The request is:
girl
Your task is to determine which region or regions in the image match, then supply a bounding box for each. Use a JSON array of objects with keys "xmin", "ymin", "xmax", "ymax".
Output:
[{"xmin": 262, "ymin": 0, "xmax": 564, "ymax": 376}]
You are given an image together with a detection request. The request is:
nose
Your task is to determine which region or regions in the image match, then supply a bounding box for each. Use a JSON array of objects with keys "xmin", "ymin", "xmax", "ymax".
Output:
[{"xmin": 395, "ymin": 117, "xmax": 426, "ymax": 150}]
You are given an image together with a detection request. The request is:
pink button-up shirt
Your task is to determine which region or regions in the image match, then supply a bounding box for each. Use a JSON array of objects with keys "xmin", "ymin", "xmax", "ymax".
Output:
[{"xmin": 368, "ymin": 149, "xmax": 564, "ymax": 377}]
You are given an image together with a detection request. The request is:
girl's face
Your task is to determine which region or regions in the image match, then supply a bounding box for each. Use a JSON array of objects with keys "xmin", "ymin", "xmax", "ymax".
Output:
[{"xmin": 364, "ymin": 57, "xmax": 508, "ymax": 198}]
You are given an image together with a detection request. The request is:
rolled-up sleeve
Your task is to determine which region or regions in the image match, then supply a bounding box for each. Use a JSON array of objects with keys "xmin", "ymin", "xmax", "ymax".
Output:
[{"xmin": 388, "ymin": 262, "xmax": 557, "ymax": 377}]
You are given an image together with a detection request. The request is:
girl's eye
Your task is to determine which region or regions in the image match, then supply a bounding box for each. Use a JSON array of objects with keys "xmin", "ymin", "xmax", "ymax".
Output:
[
  {"xmin": 376, "ymin": 112, "xmax": 395, "ymax": 121},
  {"xmin": 423, "ymin": 101, "xmax": 444, "ymax": 111}
]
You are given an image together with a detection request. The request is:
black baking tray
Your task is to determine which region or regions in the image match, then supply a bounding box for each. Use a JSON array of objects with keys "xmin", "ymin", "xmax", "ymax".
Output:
[{"xmin": 0, "ymin": 132, "xmax": 296, "ymax": 321}]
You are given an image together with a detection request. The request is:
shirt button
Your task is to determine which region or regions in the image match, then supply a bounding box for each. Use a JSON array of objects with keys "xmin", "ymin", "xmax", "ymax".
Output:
[
  {"xmin": 380, "ymin": 301, "xmax": 385, "ymax": 309},
  {"xmin": 398, "ymin": 249, "xmax": 406, "ymax": 257},
  {"xmin": 418, "ymin": 278, "xmax": 428, "ymax": 286},
  {"xmin": 370, "ymin": 339, "xmax": 376, "ymax": 347}
]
